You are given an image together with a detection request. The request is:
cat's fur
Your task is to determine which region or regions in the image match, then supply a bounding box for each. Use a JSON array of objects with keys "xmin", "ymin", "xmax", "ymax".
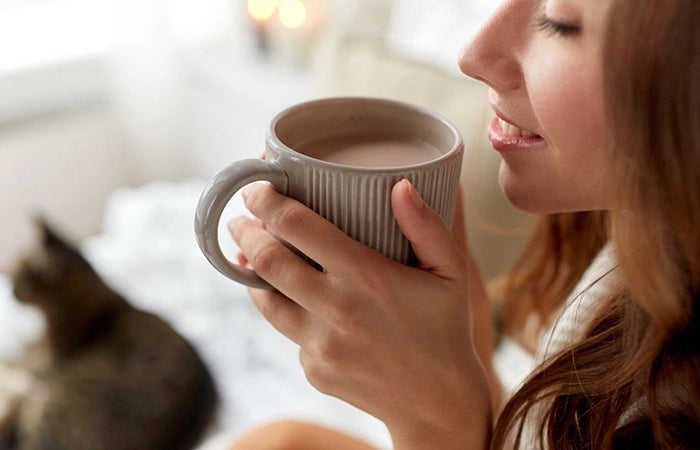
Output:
[{"xmin": 0, "ymin": 220, "xmax": 217, "ymax": 450}]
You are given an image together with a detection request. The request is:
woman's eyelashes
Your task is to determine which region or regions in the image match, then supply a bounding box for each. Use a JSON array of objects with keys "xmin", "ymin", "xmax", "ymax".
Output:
[{"xmin": 536, "ymin": 15, "xmax": 580, "ymax": 37}]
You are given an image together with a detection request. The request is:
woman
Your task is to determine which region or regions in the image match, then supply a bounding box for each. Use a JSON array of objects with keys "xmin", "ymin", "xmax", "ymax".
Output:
[{"xmin": 228, "ymin": 0, "xmax": 700, "ymax": 448}]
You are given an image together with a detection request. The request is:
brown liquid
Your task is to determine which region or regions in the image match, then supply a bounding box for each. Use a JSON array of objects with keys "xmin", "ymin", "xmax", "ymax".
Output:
[{"xmin": 297, "ymin": 135, "xmax": 443, "ymax": 168}]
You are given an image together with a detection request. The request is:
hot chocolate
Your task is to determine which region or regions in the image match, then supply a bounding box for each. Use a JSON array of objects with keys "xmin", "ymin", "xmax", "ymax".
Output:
[{"xmin": 297, "ymin": 135, "xmax": 443, "ymax": 168}]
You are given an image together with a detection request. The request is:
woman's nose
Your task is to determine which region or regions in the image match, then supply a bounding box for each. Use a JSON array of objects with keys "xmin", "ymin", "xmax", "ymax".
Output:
[{"xmin": 458, "ymin": 1, "xmax": 527, "ymax": 92}]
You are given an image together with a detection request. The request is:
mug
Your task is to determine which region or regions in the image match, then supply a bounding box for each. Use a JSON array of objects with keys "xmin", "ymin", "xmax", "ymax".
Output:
[{"xmin": 195, "ymin": 97, "xmax": 464, "ymax": 289}]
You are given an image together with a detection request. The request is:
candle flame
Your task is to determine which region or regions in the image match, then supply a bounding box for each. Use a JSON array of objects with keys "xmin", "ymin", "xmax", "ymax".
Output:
[
  {"xmin": 247, "ymin": 0, "xmax": 277, "ymax": 22},
  {"xmin": 278, "ymin": 0, "xmax": 306, "ymax": 28}
]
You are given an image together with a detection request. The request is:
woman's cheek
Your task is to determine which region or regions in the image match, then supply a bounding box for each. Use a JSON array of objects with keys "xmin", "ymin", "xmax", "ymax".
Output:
[
  {"xmin": 498, "ymin": 65, "xmax": 607, "ymax": 212},
  {"xmin": 530, "ymin": 49, "xmax": 606, "ymax": 159}
]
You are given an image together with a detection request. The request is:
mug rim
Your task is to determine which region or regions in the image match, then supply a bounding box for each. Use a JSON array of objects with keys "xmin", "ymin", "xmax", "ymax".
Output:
[{"xmin": 267, "ymin": 96, "xmax": 464, "ymax": 173}]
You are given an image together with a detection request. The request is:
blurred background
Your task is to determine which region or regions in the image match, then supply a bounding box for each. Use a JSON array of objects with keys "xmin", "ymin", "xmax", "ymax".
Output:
[{"xmin": 0, "ymin": 1, "xmax": 537, "ymax": 447}]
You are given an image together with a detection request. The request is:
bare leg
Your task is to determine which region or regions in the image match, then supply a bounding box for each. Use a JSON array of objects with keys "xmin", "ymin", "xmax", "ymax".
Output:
[{"xmin": 229, "ymin": 420, "xmax": 378, "ymax": 450}]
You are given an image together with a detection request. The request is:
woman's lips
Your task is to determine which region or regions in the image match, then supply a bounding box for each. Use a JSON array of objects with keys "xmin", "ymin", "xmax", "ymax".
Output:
[{"xmin": 488, "ymin": 115, "xmax": 545, "ymax": 152}]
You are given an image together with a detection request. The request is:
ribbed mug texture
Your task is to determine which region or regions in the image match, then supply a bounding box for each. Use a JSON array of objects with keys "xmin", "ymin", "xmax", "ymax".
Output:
[{"xmin": 294, "ymin": 157, "xmax": 463, "ymax": 265}]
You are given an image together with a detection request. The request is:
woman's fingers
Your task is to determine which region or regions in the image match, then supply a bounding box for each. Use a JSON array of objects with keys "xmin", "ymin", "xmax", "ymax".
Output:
[
  {"xmin": 391, "ymin": 180, "xmax": 466, "ymax": 279},
  {"xmin": 248, "ymin": 287, "xmax": 309, "ymax": 345},
  {"xmin": 236, "ymin": 251, "xmax": 248, "ymax": 267},
  {"xmin": 228, "ymin": 216, "xmax": 329, "ymax": 309},
  {"xmin": 240, "ymin": 183, "xmax": 374, "ymax": 272}
]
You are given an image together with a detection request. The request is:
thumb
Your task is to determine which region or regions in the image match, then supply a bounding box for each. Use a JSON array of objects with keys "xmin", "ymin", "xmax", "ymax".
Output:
[{"xmin": 391, "ymin": 179, "xmax": 465, "ymax": 278}]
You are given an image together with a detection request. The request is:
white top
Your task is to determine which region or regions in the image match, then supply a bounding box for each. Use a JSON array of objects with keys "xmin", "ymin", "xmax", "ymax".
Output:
[
  {"xmin": 494, "ymin": 244, "xmax": 619, "ymax": 395},
  {"xmin": 493, "ymin": 244, "xmax": 620, "ymax": 448},
  {"xmin": 536, "ymin": 243, "xmax": 618, "ymax": 361}
]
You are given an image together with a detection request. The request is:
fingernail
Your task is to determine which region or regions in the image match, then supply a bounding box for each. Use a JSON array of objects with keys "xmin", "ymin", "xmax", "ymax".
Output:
[
  {"xmin": 405, "ymin": 180, "xmax": 425, "ymax": 210},
  {"xmin": 241, "ymin": 186, "xmax": 252, "ymax": 201}
]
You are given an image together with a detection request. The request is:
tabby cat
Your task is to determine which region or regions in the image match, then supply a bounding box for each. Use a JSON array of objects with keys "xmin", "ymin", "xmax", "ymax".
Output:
[{"xmin": 0, "ymin": 220, "xmax": 217, "ymax": 450}]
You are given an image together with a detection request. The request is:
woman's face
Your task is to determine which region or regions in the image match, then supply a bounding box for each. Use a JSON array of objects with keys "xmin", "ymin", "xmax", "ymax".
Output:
[{"xmin": 459, "ymin": 0, "xmax": 612, "ymax": 214}]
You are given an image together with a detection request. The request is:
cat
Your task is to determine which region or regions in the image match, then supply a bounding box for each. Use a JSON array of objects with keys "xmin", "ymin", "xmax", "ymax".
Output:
[{"xmin": 0, "ymin": 219, "xmax": 218, "ymax": 450}]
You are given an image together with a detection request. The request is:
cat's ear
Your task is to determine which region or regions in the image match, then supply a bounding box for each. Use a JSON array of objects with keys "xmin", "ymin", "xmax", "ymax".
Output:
[
  {"xmin": 31, "ymin": 214, "xmax": 94, "ymax": 273},
  {"xmin": 33, "ymin": 214, "xmax": 70, "ymax": 250}
]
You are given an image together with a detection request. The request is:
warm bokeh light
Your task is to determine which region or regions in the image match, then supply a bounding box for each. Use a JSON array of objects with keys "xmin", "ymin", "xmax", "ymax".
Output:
[
  {"xmin": 278, "ymin": 0, "xmax": 306, "ymax": 28},
  {"xmin": 247, "ymin": 0, "xmax": 277, "ymax": 22}
]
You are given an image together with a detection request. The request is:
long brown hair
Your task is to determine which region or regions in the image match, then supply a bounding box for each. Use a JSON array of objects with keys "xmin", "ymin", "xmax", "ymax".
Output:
[{"xmin": 494, "ymin": 0, "xmax": 700, "ymax": 448}]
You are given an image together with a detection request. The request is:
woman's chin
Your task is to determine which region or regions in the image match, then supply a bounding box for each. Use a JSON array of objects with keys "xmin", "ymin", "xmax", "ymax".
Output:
[
  {"xmin": 498, "ymin": 165, "xmax": 608, "ymax": 215},
  {"xmin": 498, "ymin": 165, "xmax": 555, "ymax": 214}
]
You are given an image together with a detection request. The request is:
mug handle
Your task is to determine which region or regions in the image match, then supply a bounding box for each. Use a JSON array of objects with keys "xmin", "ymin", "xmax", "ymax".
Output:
[{"xmin": 194, "ymin": 159, "xmax": 288, "ymax": 289}]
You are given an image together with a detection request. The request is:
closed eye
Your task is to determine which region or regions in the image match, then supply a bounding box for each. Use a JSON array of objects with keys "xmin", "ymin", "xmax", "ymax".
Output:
[{"xmin": 537, "ymin": 15, "xmax": 580, "ymax": 37}]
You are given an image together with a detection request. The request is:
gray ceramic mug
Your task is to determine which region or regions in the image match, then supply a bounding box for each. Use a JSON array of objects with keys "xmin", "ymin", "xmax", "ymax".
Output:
[{"xmin": 195, "ymin": 97, "xmax": 463, "ymax": 289}]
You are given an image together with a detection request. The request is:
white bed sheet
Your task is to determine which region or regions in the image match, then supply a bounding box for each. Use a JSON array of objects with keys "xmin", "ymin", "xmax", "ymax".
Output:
[{"xmin": 0, "ymin": 181, "xmax": 391, "ymax": 449}]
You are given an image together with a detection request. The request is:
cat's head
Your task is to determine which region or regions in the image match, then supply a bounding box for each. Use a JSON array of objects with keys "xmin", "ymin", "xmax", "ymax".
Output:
[{"xmin": 12, "ymin": 217, "xmax": 97, "ymax": 307}]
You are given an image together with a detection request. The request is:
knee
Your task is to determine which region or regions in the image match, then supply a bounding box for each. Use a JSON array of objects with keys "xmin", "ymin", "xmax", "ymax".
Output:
[{"xmin": 229, "ymin": 420, "xmax": 318, "ymax": 450}]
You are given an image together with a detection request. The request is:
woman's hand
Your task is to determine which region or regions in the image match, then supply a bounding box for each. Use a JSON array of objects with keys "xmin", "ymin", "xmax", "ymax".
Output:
[{"xmin": 229, "ymin": 180, "xmax": 492, "ymax": 449}]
